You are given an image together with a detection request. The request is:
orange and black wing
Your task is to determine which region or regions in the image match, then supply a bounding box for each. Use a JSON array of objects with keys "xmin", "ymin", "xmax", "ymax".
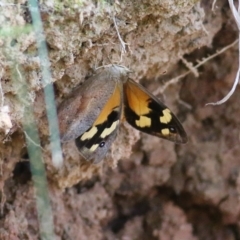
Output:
[
  {"xmin": 75, "ymin": 83, "xmax": 122, "ymax": 163},
  {"xmin": 123, "ymin": 79, "xmax": 187, "ymax": 144}
]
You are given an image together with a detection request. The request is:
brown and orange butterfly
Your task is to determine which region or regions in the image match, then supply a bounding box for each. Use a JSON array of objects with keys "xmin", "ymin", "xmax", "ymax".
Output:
[{"xmin": 57, "ymin": 65, "xmax": 187, "ymax": 163}]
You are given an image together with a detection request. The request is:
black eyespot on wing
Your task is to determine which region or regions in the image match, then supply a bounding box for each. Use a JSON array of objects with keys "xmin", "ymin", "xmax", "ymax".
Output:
[
  {"xmin": 75, "ymin": 109, "xmax": 120, "ymax": 161},
  {"xmin": 169, "ymin": 127, "xmax": 177, "ymax": 133}
]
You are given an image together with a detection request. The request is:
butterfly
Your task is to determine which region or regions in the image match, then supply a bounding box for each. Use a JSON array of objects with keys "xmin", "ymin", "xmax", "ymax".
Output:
[{"xmin": 57, "ymin": 65, "xmax": 187, "ymax": 163}]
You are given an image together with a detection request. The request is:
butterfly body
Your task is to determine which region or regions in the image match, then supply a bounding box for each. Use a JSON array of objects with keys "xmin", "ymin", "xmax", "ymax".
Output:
[{"xmin": 58, "ymin": 65, "xmax": 187, "ymax": 163}]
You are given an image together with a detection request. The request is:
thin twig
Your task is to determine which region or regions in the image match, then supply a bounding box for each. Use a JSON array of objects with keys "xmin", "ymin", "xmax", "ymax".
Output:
[
  {"xmin": 153, "ymin": 39, "xmax": 238, "ymax": 95},
  {"xmin": 180, "ymin": 56, "xmax": 199, "ymax": 77},
  {"xmin": 0, "ymin": 68, "xmax": 4, "ymax": 108},
  {"xmin": 206, "ymin": 0, "xmax": 240, "ymax": 105},
  {"xmin": 212, "ymin": 0, "xmax": 218, "ymax": 11},
  {"xmin": 24, "ymin": 131, "xmax": 45, "ymax": 150},
  {"xmin": 112, "ymin": 15, "xmax": 127, "ymax": 61}
]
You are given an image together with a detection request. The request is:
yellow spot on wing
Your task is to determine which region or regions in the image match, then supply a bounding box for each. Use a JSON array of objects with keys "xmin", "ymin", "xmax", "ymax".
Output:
[
  {"xmin": 81, "ymin": 126, "xmax": 97, "ymax": 141},
  {"xmin": 125, "ymin": 81, "xmax": 151, "ymax": 115},
  {"xmin": 136, "ymin": 116, "xmax": 151, "ymax": 128},
  {"xmin": 161, "ymin": 128, "xmax": 170, "ymax": 136},
  {"xmin": 100, "ymin": 120, "xmax": 119, "ymax": 138},
  {"xmin": 94, "ymin": 84, "xmax": 121, "ymax": 125},
  {"xmin": 90, "ymin": 144, "xmax": 98, "ymax": 152},
  {"xmin": 160, "ymin": 109, "xmax": 172, "ymax": 124}
]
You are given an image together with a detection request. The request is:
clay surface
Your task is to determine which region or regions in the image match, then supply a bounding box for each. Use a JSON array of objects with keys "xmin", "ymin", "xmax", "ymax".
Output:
[{"xmin": 1, "ymin": 0, "xmax": 239, "ymax": 239}]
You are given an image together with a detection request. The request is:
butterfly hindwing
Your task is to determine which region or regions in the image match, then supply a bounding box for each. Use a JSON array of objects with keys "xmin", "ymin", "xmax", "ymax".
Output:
[
  {"xmin": 75, "ymin": 83, "xmax": 122, "ymax": 163},
  {"xmin": 123, "ymin": 79, "xmax": 188, "ymax": 143},
  {"xmin": 58, "ymin": 68, "xmax": 118, "ymax": 142}
]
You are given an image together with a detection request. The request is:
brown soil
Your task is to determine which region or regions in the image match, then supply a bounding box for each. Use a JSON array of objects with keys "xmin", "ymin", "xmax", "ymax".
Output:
[{"xmin": 1, "ymin": 0, "xmax": 240, "ymax": 239}]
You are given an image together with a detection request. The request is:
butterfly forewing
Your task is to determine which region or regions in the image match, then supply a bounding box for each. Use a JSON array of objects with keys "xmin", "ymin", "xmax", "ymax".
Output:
[
  {"xmin": 123, "ymin": 79, "xmax": 188, "ymax": 144},
  {"xmin": 75, "ymin": 83, "xmax": 122, "ymax": 163}
]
